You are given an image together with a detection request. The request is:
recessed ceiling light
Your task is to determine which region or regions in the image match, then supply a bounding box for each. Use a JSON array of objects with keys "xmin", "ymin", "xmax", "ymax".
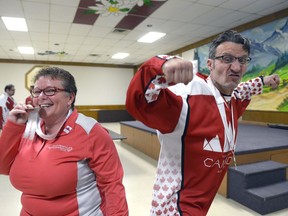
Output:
[
  {"xmin": 1, "ymin": 17, "xmax": 28, "ymax": 32},
  {"xmin": 137, "ymin": 32, "xmax": 166, "ymax": 43},
  {"xmin": 18, "ymin": 46, "xmax": 34, "ymax": 54},
  {"xmin": 112, "ymin": 52, "xmax": 130, "ymax": 59}
]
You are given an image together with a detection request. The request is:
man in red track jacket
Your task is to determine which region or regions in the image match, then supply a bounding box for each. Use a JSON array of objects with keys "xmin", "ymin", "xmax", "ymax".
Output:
[{"xmin": 126, "ymin": 30, "xmax": 280, "ymax": 216}]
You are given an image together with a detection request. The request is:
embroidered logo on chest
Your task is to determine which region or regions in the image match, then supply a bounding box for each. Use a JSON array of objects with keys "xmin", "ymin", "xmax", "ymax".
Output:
[{"xmin": 48, "ymin": 144, "xmax": 73, "ymax": 152}]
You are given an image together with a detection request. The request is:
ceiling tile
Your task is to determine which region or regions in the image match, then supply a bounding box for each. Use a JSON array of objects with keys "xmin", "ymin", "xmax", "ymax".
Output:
[
  {"xmin": 50, "ymin": 5, "xmax": 78, "ymax": 22},
  {"xmin": 27, "ymin": 20, "xmax": 49, "ymax": 33},
  {"xmin": 199, "ymin": 0, "xmax": 228, "ymax": 6},
  {"xmin": 0, "ymin": 0, "xmax": 287, "ymax": 65},
  {"xmin": 51, "ymin": 0, "xmax": 80, "ymax": 7},
  {"xmin": 151, "ymin": 0, "xmax": 194, "ymax": 20},
  {"xmin": 0, "ymin": 0, "xmax": 24, "ymax": 16},
  {"xmin": 22, "ymin": 1, "xmax": 50, "ymax": 20},
  {"xmin": 210, "ymin": 11, "xmax": 252, "ymax": 27},
  {"xmin": 219, "ymin": 0, "xmax": 258, "ymax": 10},
  {"xmin": 69, "ymin": 23, "xmax": 92, "ymax": 36},
  {"xmin": 240, "ymin": 0, "xmax": 287, "ymax": 13},
  {"xmin": 50, "ymin": 22, "xmax": 71, "ymax": 34},
  {"xmin": 192, "ymin": 6, "xmax": 234, "ymax": 25},
  {"xmin": 30, "ymin": 32, "xmax": 49, "ymax": 43},
  {"xmin": 257, "ymin": 1, "xmax": 288, "ymax": 16}
]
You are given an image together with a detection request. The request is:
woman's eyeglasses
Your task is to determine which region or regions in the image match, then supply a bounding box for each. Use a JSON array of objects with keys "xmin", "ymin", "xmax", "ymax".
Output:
[{"xmin": 31, "ymin": 87, "xmax": 67, "ymax": 98}]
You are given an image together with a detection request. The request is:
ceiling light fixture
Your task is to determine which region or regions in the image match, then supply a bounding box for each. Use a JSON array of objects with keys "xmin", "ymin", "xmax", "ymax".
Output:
[
  {"xmin": 137, "ymin": 32, "xmax": 166, "ymax": 43},
  {"xmin": 1, "ymin": 17, "xmax": 28, "ymax": 32},
  {"xmin": 18, "ymin": 47, "xmax": 34, "ymax": 54},
  {"xmin": 112, "ymin": 52, "xmax": 130, "ymax": 59}
]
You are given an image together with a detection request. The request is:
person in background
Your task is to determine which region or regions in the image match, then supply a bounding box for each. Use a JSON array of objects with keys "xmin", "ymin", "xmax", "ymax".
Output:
[
  {"xmin": 0, "ymin": 84, "xmax": 16, "ymax": 130},
  {"xmin": 126, "ymin": 30, "xmax": 280, "ymax": 216},
  {"xmin": 25, "ymin": 85, "xmax": 34, "ymax": 107},
  {"xmin": 0, "ymin": 67, "xmax": 128, "ymax": 216}
]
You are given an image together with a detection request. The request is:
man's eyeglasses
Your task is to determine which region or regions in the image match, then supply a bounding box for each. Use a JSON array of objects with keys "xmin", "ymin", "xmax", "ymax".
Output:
[
  {"xmin": 214, "ymin": 55, "xmax": 251, "ymax": 65},
  {"xmin": 31, "ymin": 87, "xmax": 67, "ymax": 98}
]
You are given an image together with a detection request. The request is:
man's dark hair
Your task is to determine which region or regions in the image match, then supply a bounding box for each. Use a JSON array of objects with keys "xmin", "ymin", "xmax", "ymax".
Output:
[
  {"xmin": 4, "ymin": 84, "xmax": 15, "ymax": 92},
  {"xmin": 33, "ymin": 67, "xmax": 77, "ymax": 109},
  {"xmin": 208, "ymin": 30, "xmax": 251, "ymax": 59}
]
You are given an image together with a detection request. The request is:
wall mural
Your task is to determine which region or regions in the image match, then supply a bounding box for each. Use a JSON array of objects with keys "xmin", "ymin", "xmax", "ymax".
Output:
[{"xmin": 194, "ymin": 16, "xmax": 288, "ymax": 112}]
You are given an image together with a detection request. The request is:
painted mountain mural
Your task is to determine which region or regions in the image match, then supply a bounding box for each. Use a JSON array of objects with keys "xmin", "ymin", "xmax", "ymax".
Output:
[{"xmin": 242, "ymin": 17, "xmax": 288, "ymax": 111}]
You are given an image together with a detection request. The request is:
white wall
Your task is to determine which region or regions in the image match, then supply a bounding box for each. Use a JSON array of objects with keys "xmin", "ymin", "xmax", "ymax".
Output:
[
  {"xmin": 182, "ymin": 49, "xmax": 194, "ymax": 60},
  {"xmin": 0, "ymin": 63, "xmax": 134, "ymax": 106}
]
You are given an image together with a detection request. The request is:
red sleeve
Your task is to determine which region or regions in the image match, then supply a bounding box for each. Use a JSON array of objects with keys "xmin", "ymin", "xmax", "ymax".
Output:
[
  {"xmin": 125, "ymin": 55, "xmax": 183, "ymax": 133},
  {"xmin": 0, "ymin": 120, "xmax": 25, "ymax": 174},
  {"xmin": 88, "ymin": 124, "xmax": 128, "ymax": 216},
  {"xmin": 0, "ymin": 107, "xmax": 3, "ymax": 129}
]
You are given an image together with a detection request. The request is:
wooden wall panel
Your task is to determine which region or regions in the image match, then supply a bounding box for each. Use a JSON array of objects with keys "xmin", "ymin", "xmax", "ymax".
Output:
[{"xmin": 242, "ymin": 110, "xmax": 288, "ymax": 124}]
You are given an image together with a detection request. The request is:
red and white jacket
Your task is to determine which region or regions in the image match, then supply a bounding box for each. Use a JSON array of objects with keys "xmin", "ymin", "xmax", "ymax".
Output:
[
  {"xmin": 0, "ymin": 109, "xmax": 128, "ymax": 216},
  {"xmin": 126, "ymin": 55, "xmax": 263, "ymax": 216}
]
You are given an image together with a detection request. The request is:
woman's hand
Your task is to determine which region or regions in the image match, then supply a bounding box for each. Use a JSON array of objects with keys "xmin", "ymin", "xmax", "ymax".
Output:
[{"xmin": 8, "ymin": 102, "xmax": 35, "ymax": 124}]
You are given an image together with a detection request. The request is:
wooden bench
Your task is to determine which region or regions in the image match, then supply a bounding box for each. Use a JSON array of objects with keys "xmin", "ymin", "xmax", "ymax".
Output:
[
  {"xmin": 77, "ymin": 106, "xmax": 134, "ymax": 122},
  {"xmin": 120, "ymin": 121, "xmax": 160, "ymax": 160}
]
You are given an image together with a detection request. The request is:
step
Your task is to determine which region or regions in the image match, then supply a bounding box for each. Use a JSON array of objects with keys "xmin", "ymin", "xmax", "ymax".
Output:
[
  {"xmin": 268, "ymin": 123, "xmax": 288, "ymax": 130},
  {"xmin": 228, "ymin": 160, "xmax": 288, "ymax": 215},
  {"xmin": 229, "ymin": 160, "xmax": 288, "ymax": 188},
  {"xmin": 243, "ymin": 182, "xmax": 288, "ymax": 215},
  {"xmin": 247, "ymin": 181, "xmax": 288, "ymax": 199}
]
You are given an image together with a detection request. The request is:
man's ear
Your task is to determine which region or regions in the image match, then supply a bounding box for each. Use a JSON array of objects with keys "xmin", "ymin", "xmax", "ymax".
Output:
[{"xmin": 207, "ymin": 58, "xmax": 213, "ymax": 71}]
